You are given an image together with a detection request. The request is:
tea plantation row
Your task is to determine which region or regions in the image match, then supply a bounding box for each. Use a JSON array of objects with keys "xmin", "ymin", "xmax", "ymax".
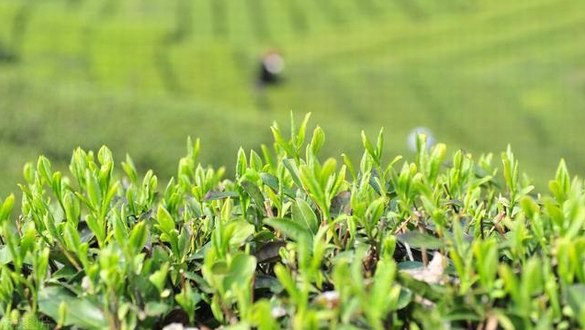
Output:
[
  {"xmin": 1, "ymin": 116, "xmax": 584, "ymax": 329},
  {"xmin": 1, "ymin": 0, "xmax": 585, "ymax": 194}
]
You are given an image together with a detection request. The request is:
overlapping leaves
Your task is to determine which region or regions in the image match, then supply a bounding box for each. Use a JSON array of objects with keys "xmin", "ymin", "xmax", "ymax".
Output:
[{"xmin": 0, "ymin": 114, "xmax": 584, "ymax": 329}]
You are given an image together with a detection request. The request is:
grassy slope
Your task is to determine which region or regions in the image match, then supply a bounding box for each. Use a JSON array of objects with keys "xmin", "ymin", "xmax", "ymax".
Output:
[{"xmin": 0, "ymin": 0, "xmax": 584, "ymax": 194}]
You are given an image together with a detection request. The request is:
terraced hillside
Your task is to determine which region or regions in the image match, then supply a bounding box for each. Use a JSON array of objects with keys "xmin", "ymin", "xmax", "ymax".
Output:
[{"xmin": 0, "ymin": 0, "xmax": 584, "ymax": 194}]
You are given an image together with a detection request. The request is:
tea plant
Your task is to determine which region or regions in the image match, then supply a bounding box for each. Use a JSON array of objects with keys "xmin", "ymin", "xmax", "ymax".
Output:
[{"xmin": 1, "ymin": 113, "xmax": 585, "ymax": 329}]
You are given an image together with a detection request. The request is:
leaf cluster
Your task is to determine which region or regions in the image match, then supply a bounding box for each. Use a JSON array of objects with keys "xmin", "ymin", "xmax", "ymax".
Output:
[{"xmin": 1, "ymin": 114, "xmax": 585, "ymax": 329}]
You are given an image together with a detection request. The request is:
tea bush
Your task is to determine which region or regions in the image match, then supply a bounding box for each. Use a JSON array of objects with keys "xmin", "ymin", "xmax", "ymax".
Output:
[
  {"xmin": 1, "ymin": 114, "xmax": 584, "ymax": 329},
  {"xmin": 1, "ymin": 0, "xmax": 585, "ymax": 195}
]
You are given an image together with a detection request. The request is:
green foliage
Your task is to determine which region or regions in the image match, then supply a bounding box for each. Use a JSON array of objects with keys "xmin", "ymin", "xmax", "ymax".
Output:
[
  {"xmin": 1, "ymin": 0, "xmax": 585, "ymax": 197},
  {"xmin": 1, "ymin": 115, "xmax": 585, "ymax": 329}
]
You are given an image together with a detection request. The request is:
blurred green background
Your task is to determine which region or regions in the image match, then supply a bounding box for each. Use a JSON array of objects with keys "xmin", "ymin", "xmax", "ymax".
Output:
[{"xmin": 1, "ymin": 0, "xmax": 584, "ymax": 195}]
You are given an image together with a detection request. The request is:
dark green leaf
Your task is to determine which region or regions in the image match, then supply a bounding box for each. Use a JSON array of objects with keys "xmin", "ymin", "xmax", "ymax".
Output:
[
  {"xmin": 38, "ymin": 286, "xmax": 107, "ymax": 329},
  {"xmin": 261, "ymin": 173, "xmax": 296, "ymax": 198},
  {"xmin": 204, "ymin": 190, "xmax": 239, "ymax": 201},
  {"xmin": 292, "ymin": 199, "xmax": 319, "ymax": 234},
  {"xmin": 253, "ymin": 240, "xmax": 286, "ymax": 264},
  {"xmin": 396, "ymin": 231, "xmax": 445, "ymax": 249},
  {"xmin": 51, "ymin": 266, "xmax": 80, "ymax": 281},
  {"xmin": 444, "ymin": 308, "xmax": 482, "ymax": 321},
  {"xmin": 396, "ymin": 288, "xmax": 413, "ymax": 310},
  {"xmin": 255, "ymin": 274, "xmax": 283, "ymax": 293},
  {"xmin": 331, "ymin": 191, "xmax": 351, "ymax": 216},
  {"xmin": 397, "ymin": 272, "xmax": 444, "ymax": 301},
  {"xmin": 261, "ymin": 173, "xmax": 279, "ymax": 192},
  {"xmin": 241, "ymin": 180, "xmax": 265, "ymax": 211},
  {"xmin": 397, "ymin": 261, "xmax": 425, "ymax": 270},
  {"xmin": 264, "ymin": 218, "xmax": 313, "ymax": 245}
]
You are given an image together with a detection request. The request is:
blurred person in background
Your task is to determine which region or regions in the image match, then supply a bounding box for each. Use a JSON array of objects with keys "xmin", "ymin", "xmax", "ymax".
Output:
[
  {"xmin": 257, "ymin": 50, "xmax": 285, "ymax": 87},
  {"xmin": 254, "ymin": 50, "xmax": 285, "ymax": 111}
]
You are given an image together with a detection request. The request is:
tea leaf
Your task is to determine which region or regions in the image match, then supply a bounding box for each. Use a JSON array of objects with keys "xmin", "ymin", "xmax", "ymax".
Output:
[
  {"xmin": 396, "ymin": 231, "xmax": 445, "ymax": 249},
  {"xmin": 38, "ymin": 287, "xmax": 107, "ymax": 329},
  {"xmin": 264, "ymin": 218, "xmax": 312, "ymax": 245},
  {"xmin": 292, "ymin": 199, "xmax": 319, "ymax": 234}
]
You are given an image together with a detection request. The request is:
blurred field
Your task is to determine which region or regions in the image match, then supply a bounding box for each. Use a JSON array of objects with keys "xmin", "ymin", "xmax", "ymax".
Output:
[{"xmin": 1, "ymin": 0, "xmax": 584, "ymax": 194}]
